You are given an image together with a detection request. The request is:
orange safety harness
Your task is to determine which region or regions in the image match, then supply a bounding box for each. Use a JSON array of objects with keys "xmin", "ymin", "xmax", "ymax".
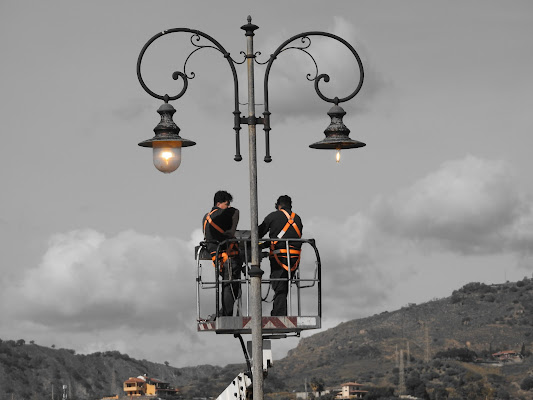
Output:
[
  {"xmin": 270, "ymin": 209, "xmax": 302, "ymax": 272},
  {"xmin": 203, "ymin": 209, "xmax": 239, "ymax": 271}
]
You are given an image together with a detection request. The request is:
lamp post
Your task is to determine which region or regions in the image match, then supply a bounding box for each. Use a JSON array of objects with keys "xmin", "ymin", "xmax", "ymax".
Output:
[{"xmin": 136, "ymin": 16, "xmax": 365, "ymax": 400}]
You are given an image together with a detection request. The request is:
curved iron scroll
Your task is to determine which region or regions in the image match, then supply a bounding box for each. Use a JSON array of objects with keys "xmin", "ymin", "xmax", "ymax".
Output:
[
  {"xmin": 137, "ymin": 29, "xmax": 243, "ymax": 161},
  {"xmin": 263, "ymin": 32, "xmax": 364, "ymax": 107},
  {"xmin": 262, "ymin": 32, "xmax": 364, "ymax": 162},
  {"xmin": 137, "ymin": 29, "xmax": 364, "ymax": 164}
]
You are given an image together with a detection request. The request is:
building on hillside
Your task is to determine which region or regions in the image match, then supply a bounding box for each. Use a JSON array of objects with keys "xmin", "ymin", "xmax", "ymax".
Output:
[
  {"xmin": 123, "ymin": 374, "xmax": 179, "ymax": 397},
  {"xmin": 492, "ymin": 350, "xmax": 523, "ymax": 362},
  {"xmin": 296, "ymin": 390, "xmax": 331, "ymax": 399},
  {"xmin": 335, "ymin": 382, "xmax": 368, "ymax": 399}
]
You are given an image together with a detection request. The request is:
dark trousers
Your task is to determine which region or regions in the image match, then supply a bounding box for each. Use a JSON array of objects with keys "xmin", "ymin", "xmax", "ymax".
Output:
[
  {"xmin": 269, "ymin": 257, "xmax": 296, "ymax": 316},
  {"xmin": 220, "ymin": 257, "xmax": 242, "ymax": 316}
]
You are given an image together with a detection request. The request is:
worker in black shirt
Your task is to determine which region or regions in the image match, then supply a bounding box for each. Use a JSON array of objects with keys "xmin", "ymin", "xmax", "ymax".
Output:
[
  {"xmin": 202, "ymin": 190, "xmax": 241, "ymax": 317},
  {"xmin": 258, "ymin": 195, "xmax": 303, "ymax": 316}
]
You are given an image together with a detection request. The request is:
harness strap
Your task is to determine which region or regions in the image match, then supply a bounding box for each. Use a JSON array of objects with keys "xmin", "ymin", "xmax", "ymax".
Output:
[
  {"xmin": 277, "ymin": 210, "xmax": 302, "ymax": 239},
  {"xmin": 211, "ymin": 243, "xmax": 239, "ymax": 271},
  {"xmin": 270, "ymin": 209, "xmax": 302, "ymax": 272},
  {"xmin": 203, "ymin": 209, "xmax": 225, "ymax": 235},
  {"xmin": 271, "ymin": 248, "xmax": 302, "ymax": 255},
  {"xmin": 203, "ymin": 208, "xmax": 239, "ymax": 270},
  {"xmin": 272, "ymin": 248, "xmax": 301, "ymax": 272}
]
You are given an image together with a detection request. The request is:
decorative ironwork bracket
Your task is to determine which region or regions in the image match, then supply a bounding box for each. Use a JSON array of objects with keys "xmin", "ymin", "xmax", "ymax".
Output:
[{"xmin": 137, "ymin": 23, "xmax": 364, "ymax": 164}]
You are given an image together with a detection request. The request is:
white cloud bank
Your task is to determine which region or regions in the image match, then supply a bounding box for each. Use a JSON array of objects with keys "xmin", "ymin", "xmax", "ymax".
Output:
[
  {"xmin": 2, "ymin": 155, "xmax": 532, "ymax": 367},
  {"xmin": 9, "ymin": 230, "xmax": 191, "ymax": 330},
  {"xmin": 1, "ymin": 229, "xmax": 215, "ymax": 366},
  {"xmin": 306, "ymin": 155, "xmax": 533, "ymax": 326},
  {"xmin": 371, "ymin": 156, "xmax": 529, "ymax": 255}
]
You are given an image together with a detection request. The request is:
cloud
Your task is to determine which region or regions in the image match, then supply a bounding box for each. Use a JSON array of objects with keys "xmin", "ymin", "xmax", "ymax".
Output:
[
  {"xmin": 1, "ymin": 228, "xmax": 240, "ymax": 366},
  {"xmin": 4, "ymin": 155, "xmax": 532, "ymax": 367},
  {"xmin": 302, "ymin": 155, "xmax": 533, "ymax": 325},
  {"xmin": 6, "ymin": 229, "xmax": 195, "ymax": 332},
  {"xmin": 371, "ymin": 155, "xmax": 532, "ymax": 256},
  {"xmin": 305, "ymin": 212, "xmax": 420, "ymax": 323},
  {"xmin": 259, "ymin": 17, "xmax": 382, "ymax": 120}
]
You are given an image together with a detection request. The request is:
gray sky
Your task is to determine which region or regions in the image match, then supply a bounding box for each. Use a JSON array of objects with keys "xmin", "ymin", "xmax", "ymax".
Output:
[{"xmin": 1, "ymin": 1, "xmax": 533, "ymax": 368}]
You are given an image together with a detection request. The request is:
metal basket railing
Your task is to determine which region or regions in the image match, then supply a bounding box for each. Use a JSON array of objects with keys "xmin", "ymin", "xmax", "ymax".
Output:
[{"xmin": 195, "ymin": 232, "xmax": 321, "ymax": 322}]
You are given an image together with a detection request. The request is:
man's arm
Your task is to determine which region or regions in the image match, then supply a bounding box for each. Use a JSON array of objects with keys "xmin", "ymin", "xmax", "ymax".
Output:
[
  {"xmin": 258, "ymin": 221, "xmax": 266, "ymax": 238},
  {"xmin": 224, "ymin": 208, "xmax": 239, "ymax": 238},
  {"xmin": 297, "ymin": 214, "xmax": 303, "ymax": 234},
  {"xmin": 258, "ymin": 212, "xmax": 273, "ymax": 237},
  {"xmin": 201, "ymin": 214, "xmax": 208, "ymax": 239}
]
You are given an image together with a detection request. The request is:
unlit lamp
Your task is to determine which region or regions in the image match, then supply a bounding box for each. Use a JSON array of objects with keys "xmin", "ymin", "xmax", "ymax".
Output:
[
  {"xmin": 138, "ymin": 103, "xmax": 196, "ymax": 173},
  {"xmin": 309, "ymin": 104, "xmax": 365, "ymax": 162}
]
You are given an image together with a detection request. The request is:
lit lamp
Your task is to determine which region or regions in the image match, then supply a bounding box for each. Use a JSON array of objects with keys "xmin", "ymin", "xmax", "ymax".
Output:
[
  {"xmin": 309, "ymin": 104, "xmax": 365, "ymax": 163},
  {"xmin": 138, "ymin": 103, "xmax": 196, "ymax": 173}
]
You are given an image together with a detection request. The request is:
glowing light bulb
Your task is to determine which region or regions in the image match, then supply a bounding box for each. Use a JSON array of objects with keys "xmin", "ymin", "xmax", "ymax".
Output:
[
  {"xmin": 336, "ymin": 149, "xmax": 341, "ymax": 163},
  {"xmin": 152, "ymin": 141, "xmax": 182, "ymax": 173},
  {"xmin": 161, "ymin": 151, "xmax": 174, "ymax": 160}
]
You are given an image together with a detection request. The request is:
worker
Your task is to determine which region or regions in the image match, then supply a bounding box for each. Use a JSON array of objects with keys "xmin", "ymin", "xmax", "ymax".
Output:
[
  {"xmin": 202, "ymin": 190, "xmax": 242, "ymax": 317},
  {"xmin": 258, "ymin": 195, "xmax": 303, "ymax": 316}
]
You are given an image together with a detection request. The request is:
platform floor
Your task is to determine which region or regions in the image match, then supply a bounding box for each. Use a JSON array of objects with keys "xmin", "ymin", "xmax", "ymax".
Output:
[{"xmin": 197, "ymin": 316, "xmax": 320, "ymax": 334}]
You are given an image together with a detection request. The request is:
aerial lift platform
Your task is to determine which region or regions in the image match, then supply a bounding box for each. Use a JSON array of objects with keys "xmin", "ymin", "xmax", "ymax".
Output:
[
  {"xmin": 195, "ymin": 230, "xmax": 322, "ymax": 400},
  {"xmin": 195, "ymin": 230, "xmax": 322, "ymax": 336}
]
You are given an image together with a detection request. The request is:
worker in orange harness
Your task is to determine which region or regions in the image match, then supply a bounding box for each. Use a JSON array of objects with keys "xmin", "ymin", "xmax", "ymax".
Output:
[
  {"xmin": 259, "ymin": 195, "xmax": 303, "ymax": 316},
  {"xmin": 202, "ymin": 190, "xmax": 241, "ymax": 317}
]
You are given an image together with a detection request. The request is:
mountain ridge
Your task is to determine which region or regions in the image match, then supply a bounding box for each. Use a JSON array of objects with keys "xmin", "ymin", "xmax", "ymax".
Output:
[{"xmin": 1, "ymin": 277, "xmax": 532, "ymax": 399}]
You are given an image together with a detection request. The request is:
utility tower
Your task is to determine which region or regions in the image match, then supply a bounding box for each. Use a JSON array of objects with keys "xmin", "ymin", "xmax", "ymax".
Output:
[
  {"xmin": 406, "ymin": 341, "xmax": 410, "ymax": 368},
  {"xmin": 111, "ymin": 368, "xmax": 117, "ymax": 395},
  {"xmin": 398, "ymin": 350, "xmax": 406, "ymax": 396},
  {"xmin": 424, "ymin": 325, "xmax": 430, "ymax": 363}
]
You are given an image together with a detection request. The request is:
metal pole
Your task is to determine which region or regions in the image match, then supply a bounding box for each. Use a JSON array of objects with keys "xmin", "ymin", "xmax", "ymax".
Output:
[
  {"xmin": 287, "ymin": 240, "xmax": 292, "ymax": 316},
  {"xmin": 241, "ymin": 16, "xmax": 264, "ymax": 400}
]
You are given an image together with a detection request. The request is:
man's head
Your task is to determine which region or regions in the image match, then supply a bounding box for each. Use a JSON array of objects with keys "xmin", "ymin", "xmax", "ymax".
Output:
[
  {"xmin": 275, "ymin": 195, "xmax": 292, "ymax": 210},
  {"xmin": 214, "ymin": 190, "xmax": 233, "ymax": 208}
]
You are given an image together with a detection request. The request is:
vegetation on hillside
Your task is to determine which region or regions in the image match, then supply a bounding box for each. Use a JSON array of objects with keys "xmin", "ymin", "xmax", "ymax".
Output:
[
  {"xmin": 1, "ymin": 277, "xmax": 533, "ymax": 399},
  {"xmin": 266, "ymin": 277, "xmax": 533, "ymax": 399}
]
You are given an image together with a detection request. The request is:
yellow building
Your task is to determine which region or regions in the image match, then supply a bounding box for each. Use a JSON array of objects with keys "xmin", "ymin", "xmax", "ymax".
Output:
[{"xmin": 123, "ymin": 375, "xmax": 179, "ymax": 397}]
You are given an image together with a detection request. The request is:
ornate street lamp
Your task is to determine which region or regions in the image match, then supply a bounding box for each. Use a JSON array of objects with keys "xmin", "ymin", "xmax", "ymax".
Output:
[
  {"xmin": 310, "ymin": 103, "xmax": 366, "ymax": 163},
  {"xmin": 137, "ymin": 103, "xmax": 196, "ymax": 173},
  {"xmin": 136, "ymin": 16, "xmax": 365, "ymax": 400}
]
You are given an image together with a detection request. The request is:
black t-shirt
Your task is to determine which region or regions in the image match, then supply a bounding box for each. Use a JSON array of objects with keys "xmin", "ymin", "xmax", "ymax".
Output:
[
  {"xmin": 258, "ymin": 207, "xmax": 303, "ymax": 250},
  {"xmin": 203, "ymin": 206, "xmax": 239, "ymax": 253}
]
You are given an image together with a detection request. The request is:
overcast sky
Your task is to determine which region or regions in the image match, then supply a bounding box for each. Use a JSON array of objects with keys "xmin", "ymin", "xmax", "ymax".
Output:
[{"xmin": 1, "ymin": 1, "xmax": 533, "ymax": 369}]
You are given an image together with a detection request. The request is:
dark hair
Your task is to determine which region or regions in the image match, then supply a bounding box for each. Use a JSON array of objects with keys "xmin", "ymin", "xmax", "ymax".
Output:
[
  {"xmin": 214, "ymin": 190, "xmax": 233, "ymax": 206},
  {"xmin": 275, "ymin": 195, "xmax": 292, "ymax": 210}
]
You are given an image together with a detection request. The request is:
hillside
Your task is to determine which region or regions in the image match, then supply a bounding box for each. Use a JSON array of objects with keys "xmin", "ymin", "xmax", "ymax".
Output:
[
  {"xmin": 1, "ymin": 277, "xmax": 533, "ymax": 399},
  {"xmin": 266, "ymin": 277, "xmax": 533, "ymax": 398},
  {"xmin": 0, "ymin": 343, "xmax": 233, "ymax": 399}
]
